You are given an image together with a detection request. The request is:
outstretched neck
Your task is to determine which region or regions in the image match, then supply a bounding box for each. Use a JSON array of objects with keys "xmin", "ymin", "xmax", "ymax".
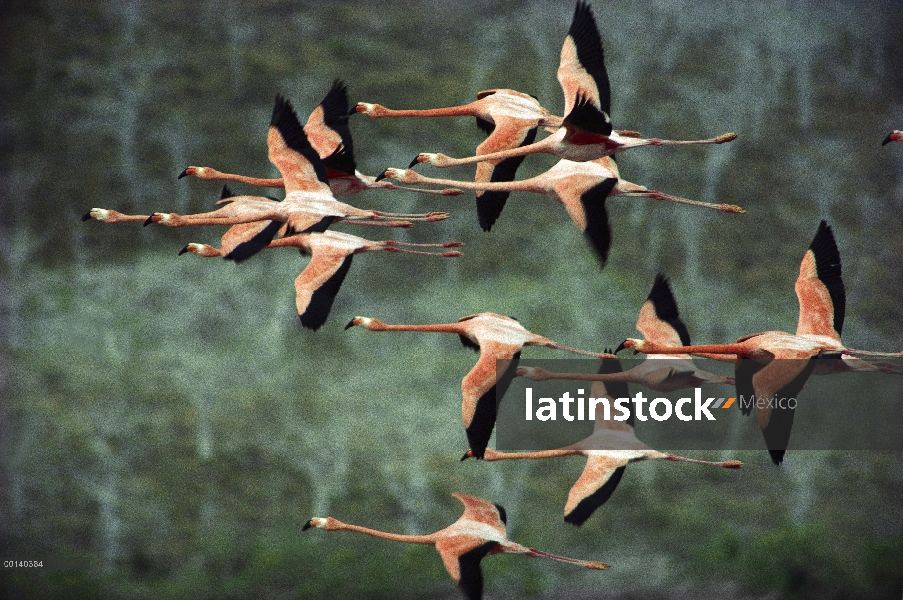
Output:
[
  {"xmin": 378, "ymin": 323, "xmax": 465, "ymax": 334},
  {"xmin": 639, "ymin": 341, "xmax": 749, "ymax": 357},
  {"xmin": 483, "ymin": 448, "xmax": 581, "ymax": 461},
  {"xmin": 333, "ymin": 522, "xmax": 436, "ymax": 545},
  {"xmin": 373, "ymin": 105, "xmax": 478, "ymax": 118},
  {"xmin": 220, "ymin": 173, "xmax": 284, "ymax": 188}
]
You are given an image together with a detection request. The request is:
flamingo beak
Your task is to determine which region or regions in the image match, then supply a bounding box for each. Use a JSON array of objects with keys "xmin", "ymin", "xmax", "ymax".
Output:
[
  {"xmin": 460, "ymin": 450, "xmax": 474, "ymax": 461},
  {"xmin": 302, "ymin": 520, "xmax": 314, "ymax": 531},
  {"xmin": 177, "ymin": 168, "xmax": 191, "ymax": 179},
  {"xmin": 344, "ymin": 319, "xmax": 357, "ymax": 330},
  {"xmin": 614, "ymin": 340, "xmax": 628, "ymax": 354},
  {"xmin": 81, "ymin": 212, "xmax": 92, "ymax": 221},
  {"xmin": 374, "ymin": 170, "xmax": 389, "ymax": 182},
  {"xmin": 408, "ymin": 156, "xmax": 420, "ymax": 168},
  {"xmin": 178, "ymin": 245, "xmax": 190, "ymax": 255}
]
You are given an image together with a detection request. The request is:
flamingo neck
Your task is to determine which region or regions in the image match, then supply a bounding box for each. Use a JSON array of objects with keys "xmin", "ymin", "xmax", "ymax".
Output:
[
  {"xmin": 378, "ymin": 323, "xmax": 465, "ymax": 334},
  {"xmin": 334, "ymin": 523, "xmax": 436, "ymax": 545},
  {"xmin": 377, "ymin": 105, "xmax": 477, "ymax": 118},
  {"xmin": 484, "ymin": 448, "xmax": 581, "ymax": 461}
]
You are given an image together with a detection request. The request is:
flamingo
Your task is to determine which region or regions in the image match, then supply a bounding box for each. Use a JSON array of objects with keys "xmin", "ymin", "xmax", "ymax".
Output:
[
  {"xmin": 520, "ymin": 274, "xmax": 735, "ymax": 391},
  {"xmin": 355, "ymin": 88, "xmax": 561, "ymax": 231},
  {"xmin": 142, "ymin": 95, "xmax": 447, "ymax": 262},
  {"xmin": 181, "ymin": 227, "xmax": 462, "ymax": 330},
  {"xmin": 179, "ymin": 80, "xmax": 462, "ymax": 197},
  {"xmin": 344, "ymin": 313, "xmax": 614, "ymax": 458},
  {"xmin": 84, "ymin": 184, "xmax": 432, "ymax": 262},
  {"xmin": 412, "ymin": 2, "xmax": 736, "ymax": 170},
  {"xmin": 303, "ymin": 492, "xmax": 609, "ymax": 599},
  {"xmin": 882, "ymin": 130, "xmax": 903, "ymax": 145},
  {"xmin": 619, "ymin": 221, "xmax": 903, "ymax": 464},
  {"xmin": 377, "ymin": 157, "xmax": 744, "ymax": 265},
  {"xmin": 464, "ymin": 353, "xmax": 742, "ymax": 525}
]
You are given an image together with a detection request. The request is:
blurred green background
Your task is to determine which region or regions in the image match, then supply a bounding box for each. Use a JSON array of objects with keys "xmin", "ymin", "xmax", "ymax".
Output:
[{"xmin": 2, "ymin": 0, "xmax": 902, "ymax": 598}]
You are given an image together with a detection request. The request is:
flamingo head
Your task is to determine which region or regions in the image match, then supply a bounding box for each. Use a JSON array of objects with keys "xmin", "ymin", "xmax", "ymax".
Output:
[
  {"xmin": 615, "ymin": 338, "xmax": 645, "ymax": 354},
  {"xmin": 345, "ymin": 316, "xmax": 385, "ymax": 331},
  {"xmin": 354, "ymin": 102, "xmax": 383, "ymax": 116},
  {"xmin": 375, "ymin": 168, "xmax": 406, "ymax": 182},
  {"xmin": 409, "ymin": 153, "xmax": 439, "ymax": 168},
  {"xmin": 883, "ymin": 130, "xmax": 903, "ymax": 146},
  {"xmin": 302, "ymin": 517, "xmax": 330, "ymax": 531},
  {"xmin": 82, "ymin": 208, "xmax": 110, "ymax": 221}
]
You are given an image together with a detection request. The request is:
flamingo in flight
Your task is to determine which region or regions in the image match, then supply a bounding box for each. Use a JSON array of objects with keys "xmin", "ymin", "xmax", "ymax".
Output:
[
  {"xmin": 464, "ymin": 353, "xmax": 742, "ymax": 525},
  {"xmin": 619, "ymin": 221, "xmax": 903, "ymax": 464},
  {"xmin": 178, "ymin": 80, "xmax": 462, "ymax": 197},
  {"xmin": 181, "ymin": 225, "xmax": 462, "ymax": 330},
  {"xmin": 303, "ymin": 492, "xmax": 609, "ymax": 600},
  {"xmin": 84, "ymin": 183, "xmax": 435, "ymax": 262},
  {"xmin": 412, "ymin": 2, "xmax": 736, "ymax": 170},
  {"xmin": 345, "ymin": 313, "xmax": 614, "ymax": 458},
  {"xmin": 354, "ymin": 87, "xmax": 560, "ymax": 231},
  {"xmin": 140, "ymin": 95, "xmax": 447, "ymax": 262},
  {"xmin": 883, "ymin": 130, "xmax": 903, "ymax": 145},
  {"xmin": 377, "ymin": 156, "xmax": 743, "ymax": 265},
  {"xmin": 520, "ymin": 274, "xmax": 735, "ymax": 391}
]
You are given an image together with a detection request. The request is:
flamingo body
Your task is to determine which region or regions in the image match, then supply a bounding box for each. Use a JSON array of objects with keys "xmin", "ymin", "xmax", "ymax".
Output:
[{"xmin": 303, "ymin": 492, "xmax": 608, "ymax": 600}]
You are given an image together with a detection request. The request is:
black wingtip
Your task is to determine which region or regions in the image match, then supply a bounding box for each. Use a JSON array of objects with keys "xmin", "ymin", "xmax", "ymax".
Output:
[
  {"xmin": 564, "ymin": 465, "xmax": 626, "ymax": 526},
  {"xmin": 299, "ymin": 313, "xmax": 325, "ymax": 331},
  {"xmin": 769, "ymin": 449, "xmax": 785, "ymax": 465},
  {"xmin": 270, "ymin": 94, "xmax": 330, "ymax": 185},
  {"xmin": 177, "ymin": 168, "xmax": 189, "ymax": 179},
  {"xmin": 578, "ymin": 177, "xmax": 616, "ymax": 265},
  {"xmin": 220, "ymin": 185, "xmax": 235, "ymax": 200},
  {"xmin": 223, "ymin": 220, "xmax": 282, "ymax": 264},
  {"xmin": 493, "ymin": 502, "xmax": 507, "ymax": 526},
  {"xmin": 808, "ymin": 220, "xmax": 844, "ymax": 335},
  {"xmin": 81, "ymin": 212, "xmax": 92, "ymax": 221},
  {"xmin": 646, "ymin": 273, "xmax": 691, "ymax": 346}
]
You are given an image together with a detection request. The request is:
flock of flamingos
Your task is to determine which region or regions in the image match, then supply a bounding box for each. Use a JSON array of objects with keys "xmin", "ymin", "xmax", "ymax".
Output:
[{"xmin": 82, "ymin": 2, "xmax": 903, "ymax": 598}]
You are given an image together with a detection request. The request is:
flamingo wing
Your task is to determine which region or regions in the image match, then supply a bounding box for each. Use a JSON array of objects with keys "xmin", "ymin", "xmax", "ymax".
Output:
[
  {"xmin": 636, "ymin": 274, "xmax": 692, "ymax": 347},
  {"xmin": 557, "ymin": 0, "xmax": 611, "ymax": 118},
  {"xmin": 222, "ymin": 220, "xmax": 285, "ymax": 263},
  {"xmin": 564, "ymin": 454, "xmax": 629, "ymax": 525},
  {"xmin": 461, "ymin": 341, "xmax": 523, "ymax": 459},
  {"xmin": 589, "ymin": 354, "xmax": 633, "ymax": 427},
  {"xmin": 305, "ymin": 79, "xmax": 357, "ymax": 177},
  {"xmin": 293, "ymin": 248, "xmax": 354, "ymax": 330},
  {"xmin": 575, "ymin": 176, "xmax": 618, "ymax": 264},
  {"xmin": 268, "ymin": 95, "xmax": 331, "ymax": 195},
  {"xmin": 561, "ymin": 94, "xmax": 613, "ymax": 140},
  {"xmin": 453, "ymin": 492, "xmax": 508, "ymax": 531},
  {"xmin": 473, "ymin": 119, "xmax": 539, "ymax": 231},
  {"xmin": 748, "ymin": 352, "xmax": 816, "ymax": 465},
  {"xmin": 435, "ymin": 535, "xmax": 496, "ymax": 600},
  {"xmin": 795, "ymin": 220, "xmax": 844, "ymax": 340}
]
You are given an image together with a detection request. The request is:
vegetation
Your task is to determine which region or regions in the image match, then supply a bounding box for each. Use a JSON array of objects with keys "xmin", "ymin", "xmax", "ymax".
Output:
[{"xmin": 2, "ymin": 0, "xmax": 902, "ymax": 598}]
